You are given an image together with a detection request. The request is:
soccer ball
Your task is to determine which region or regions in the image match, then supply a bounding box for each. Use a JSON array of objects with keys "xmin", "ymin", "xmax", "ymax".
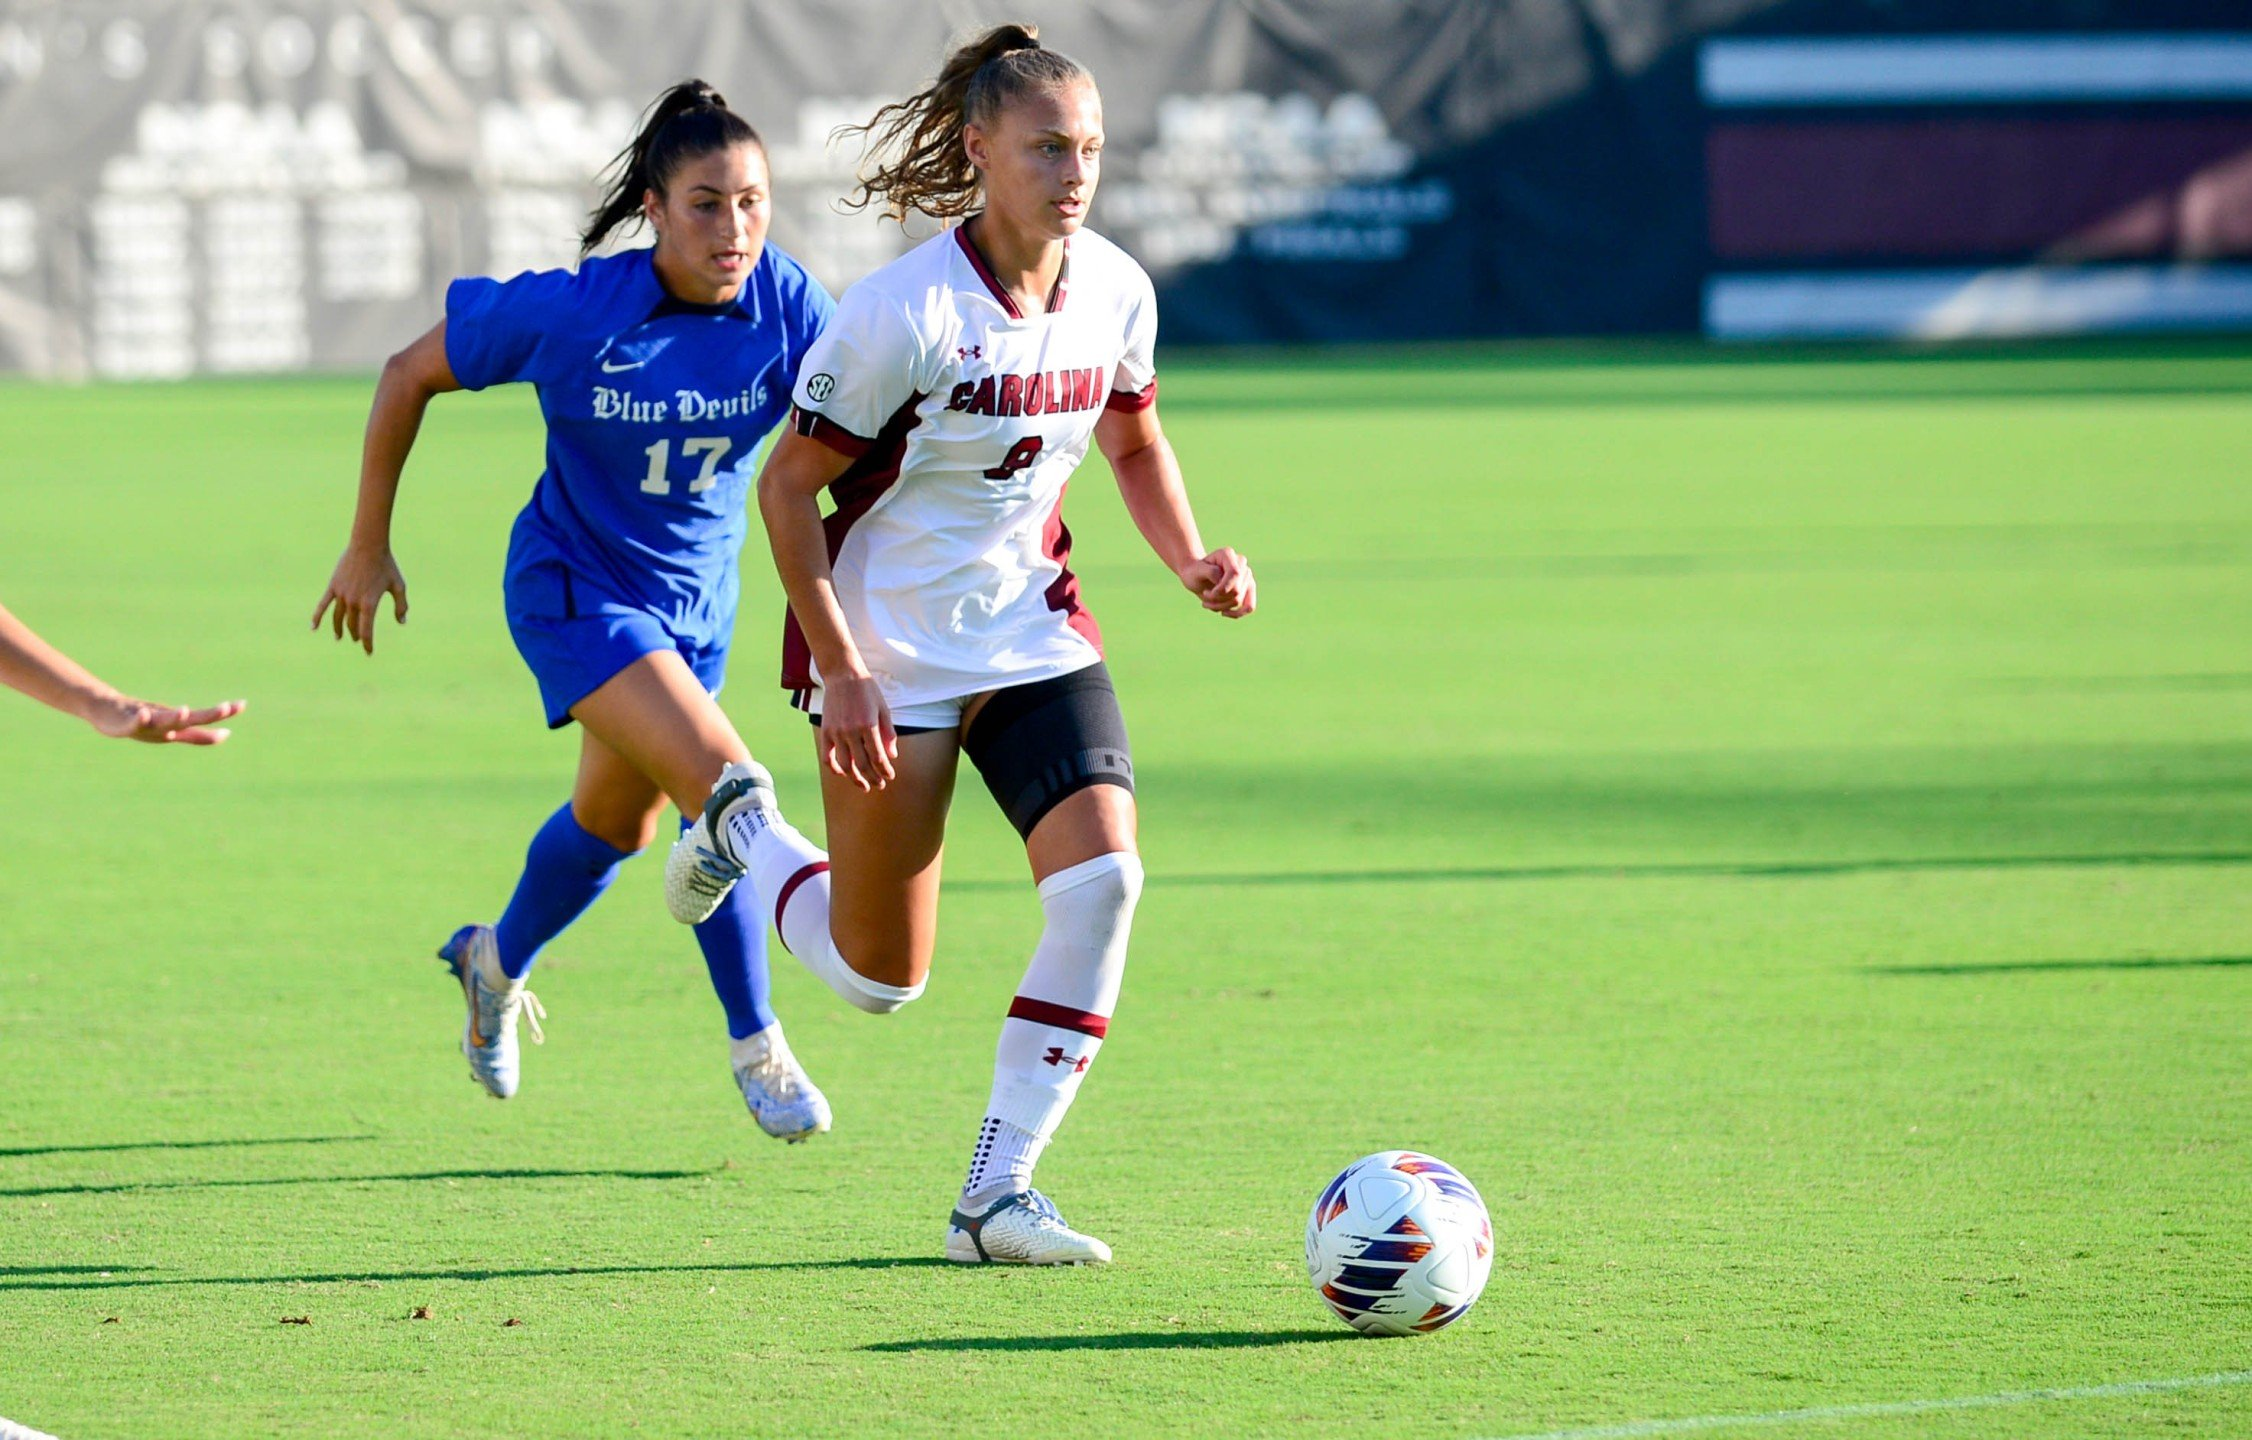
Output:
[{"xmin": 1305, "ymin": 1150, "xmax": 1492, "ymax": 1336}]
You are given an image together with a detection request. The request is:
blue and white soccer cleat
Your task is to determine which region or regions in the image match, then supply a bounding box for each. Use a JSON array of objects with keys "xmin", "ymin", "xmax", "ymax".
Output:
[
  {"xmin": 730, "ymin": 1027, "xmax": 833, "ymax": 1143},
  {"xmin": 946, "ymin": 1189, "xmax": 1112, "ymax": 1265},
  {"xmin": 664, "ymin": 759, "xmax": 778, "ymax": 925},
  {"xmin": 438, "ymin": 923, "xmax": 544, "ymax": 1099}
]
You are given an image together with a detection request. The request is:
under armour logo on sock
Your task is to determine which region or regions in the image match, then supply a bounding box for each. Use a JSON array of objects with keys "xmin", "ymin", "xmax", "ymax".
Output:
[{"xmin": 1042, "ymin": 1046, "xmax": 1090, "ymax": 1072}]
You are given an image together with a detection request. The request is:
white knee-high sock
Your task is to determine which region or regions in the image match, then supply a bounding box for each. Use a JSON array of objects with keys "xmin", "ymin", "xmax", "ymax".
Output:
[
  {"xmin": 961, "ymin": 851, "xmax": 1142, "ymax": 1208},
  {"xmin": 728, "ymin": 808, "xmax": 921, "ymax": 1015}
]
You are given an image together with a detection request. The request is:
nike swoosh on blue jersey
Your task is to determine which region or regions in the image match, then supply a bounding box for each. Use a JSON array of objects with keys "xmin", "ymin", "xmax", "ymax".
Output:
[{"xmin": 597, "ymin": 336, "xmax": 674, "ymax": 373}]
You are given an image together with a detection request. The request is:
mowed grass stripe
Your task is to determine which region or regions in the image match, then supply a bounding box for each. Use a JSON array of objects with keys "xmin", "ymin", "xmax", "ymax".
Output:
[{"xmin": 1484, "ymin": 1370, "xmax": 2252, "ymax": 1440}]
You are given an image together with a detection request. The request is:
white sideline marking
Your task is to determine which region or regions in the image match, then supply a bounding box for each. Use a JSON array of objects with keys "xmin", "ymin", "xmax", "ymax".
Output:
[
  {"xmin": 1705, "ymin": 265, "xmax": 2252, "ymax": 342},
  {"xmin": 1700, "ymin": 36, "xmax": 2252, "ymax": 106},
  {"xmin": 1484, "ymin": 1370, "xmax": 2252, "ymax": 1440}
]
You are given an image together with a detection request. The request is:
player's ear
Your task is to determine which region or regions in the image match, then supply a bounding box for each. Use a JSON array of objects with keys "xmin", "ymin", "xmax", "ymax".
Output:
[
  {"xmin": 642, "ymin": 186, "xmax": 663, "ymax": 235},
  {"xmin": 962, "ymin": 121, "xmax": 989, "ymax": 174}
]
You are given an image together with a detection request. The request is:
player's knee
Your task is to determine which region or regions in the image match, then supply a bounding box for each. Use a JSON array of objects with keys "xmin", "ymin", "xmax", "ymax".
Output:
[
  {"xmin": 1106, "ymin": 850, "xmax": 1144, "ymax": 911},
  {"xmin": 1038, "ymin": 850, "xmax": 1143, "ymax": 933},
  {"xmin": 821, "ymin": 938, "xmax": 927, "ymax": 1015},
  {"xmin": 835, "ymin": 957, "xmax": 926, "ymax": 1015},
  {"xmin": 574, "ymin": 799, "xmax": 658, "ymax": 855}
]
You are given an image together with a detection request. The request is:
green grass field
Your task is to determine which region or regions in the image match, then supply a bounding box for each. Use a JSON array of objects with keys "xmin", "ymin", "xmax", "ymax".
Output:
[{"xmin": 1, "ymin": 341, "xmax": 2247, "ymax": 1438}]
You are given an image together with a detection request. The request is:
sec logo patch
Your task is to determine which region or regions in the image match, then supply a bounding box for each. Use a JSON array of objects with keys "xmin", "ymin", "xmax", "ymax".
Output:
[{"xmin": 806, "ymin": 373, "xmax": 836, "ymax": 401}]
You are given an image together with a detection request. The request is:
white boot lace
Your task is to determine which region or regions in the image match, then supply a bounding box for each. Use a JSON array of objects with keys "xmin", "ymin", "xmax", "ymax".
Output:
[
  {"xmin": 490, "ymin": 984, "xmax": 546, "ymax": 1046},
  {"xmin": 738, "ymin": 1040, "xmax": 802, "ymax": 1100}
]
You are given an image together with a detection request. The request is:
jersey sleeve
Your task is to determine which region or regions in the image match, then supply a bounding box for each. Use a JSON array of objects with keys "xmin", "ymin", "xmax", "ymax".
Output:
[
  {"xmin": 443, "ymin": 268, "xmax": 579, "ymax": 391},
  {"xmin": 790, "ymin": 280, "xmax": 934, "ymax": 456},
  {"xmin": 1107, "ymin": 266, "xmax": 1159, "ymax": 413}
]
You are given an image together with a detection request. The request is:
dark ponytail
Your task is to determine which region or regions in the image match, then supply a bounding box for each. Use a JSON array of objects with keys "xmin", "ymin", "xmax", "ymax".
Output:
[
  {"xmin": 840, "ymin": 23, "xmax": 1093, "ymax": 223},
  {"xmin": 582, "ymin": 79, "xmax": 763, "ymax": 257}
]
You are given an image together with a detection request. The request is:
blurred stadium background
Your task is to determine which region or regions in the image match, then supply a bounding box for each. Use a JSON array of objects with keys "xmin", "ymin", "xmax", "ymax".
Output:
[{"xmin": 1, "ymin": 0, "xmax": 2249, "ymax": 378}]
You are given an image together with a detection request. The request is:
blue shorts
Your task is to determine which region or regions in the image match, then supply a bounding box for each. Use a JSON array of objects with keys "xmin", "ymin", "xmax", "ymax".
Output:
[{"xmin": 505, "ymin": 554, "xmax": 728, "ymax": 729}]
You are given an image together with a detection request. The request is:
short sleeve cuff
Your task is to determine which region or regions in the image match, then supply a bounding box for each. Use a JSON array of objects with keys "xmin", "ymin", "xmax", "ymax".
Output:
[
  {"xmin": 442, "ymin": 276, "xmax": 503, "ymax": 391},
  {"xmin": 1105, "ymin": 377, "xmax": 1158, "ymax": 413},
  {"xmin": 791, "ymin": 405, "xmax": 875, "ymax": 458}
]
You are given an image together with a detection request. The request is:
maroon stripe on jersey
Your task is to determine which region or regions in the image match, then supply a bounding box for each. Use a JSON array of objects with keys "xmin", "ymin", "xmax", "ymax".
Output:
[
  {"xmin": 1008, "ymin": 995, "xmax": 1110, "ymax": 1038},
  {"xmin": 1049, "ymin": 238, "xmax": 1071, "ymax": 314},
  {"xmin": 954, "ymin": 225, "xmax": 1023, "ymax": 320},
  {"xmin": 773, "ymin": 861, "xmax": 830, "ymax": 952},
  {"xmin": 1040, "ymin": 479, "xmax": 1104, "ymax": 654},
  {"xmin": 779, "ymin": 393, "xmax": 927, "ymax": 690},
  {"xmin": 954, "ymin": 222, "xmax": 1071, "ymax": 316},
  {"xmin": 1105, "ymin": 377, "xmax": 1157, "ymax": 413},
  {"xmin": 792, "ymin": 405, "xmax": 874, "ymax": 459}
]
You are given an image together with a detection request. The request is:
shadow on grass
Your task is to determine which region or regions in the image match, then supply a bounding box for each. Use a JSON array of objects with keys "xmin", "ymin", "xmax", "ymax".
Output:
[
  {"xmin": 0, "ymin": 1166, "xmax": 716, "ymax": 1199},
  {"xmin": 1869, "ymin": 956, "xmax": 2252, "ymax": 976},
  {"xmin": 945, "ymin": 850, "xmax": 2252, "ymax": 895},
  {"xmin": 866, "ymin": 1329, "xmax": 1355, "ymax": 1352},
  {"xmin": 0, "ymin": 1257, "xmax": 953, "ymax": 1292},
  {"xmin": 0, "ymin": 1134, "xmax": 377, "ymax": 1160}
]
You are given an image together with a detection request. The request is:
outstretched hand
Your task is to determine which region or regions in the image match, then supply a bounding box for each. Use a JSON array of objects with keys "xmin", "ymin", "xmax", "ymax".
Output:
[
  {"xmin": 1180, "ymin": 547, "xmax": 1256, "ymax": 618},
  {"xmin": 312, "ymin": 545, "xmax": 410, "ymax": 654},
  {"xmin": 86, "ymin": 695, "xmax": 246, "ymax": 745}
]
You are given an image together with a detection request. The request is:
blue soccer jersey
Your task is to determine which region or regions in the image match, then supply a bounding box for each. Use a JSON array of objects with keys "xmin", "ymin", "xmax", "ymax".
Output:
[{"xmin": 446, "ymin": 246, "xmax": 832, "ymax": 653}]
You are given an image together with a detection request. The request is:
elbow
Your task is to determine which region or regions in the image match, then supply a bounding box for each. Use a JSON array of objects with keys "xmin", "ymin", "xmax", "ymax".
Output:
[
  {"xmin": 754, "ymin": 470, "xmax": 788, "ymax": 523},
  {"xmin": 756, "ymin": 459, "xmax": 816, "ymax": 523},
  {"xmin": 378, "ymin": 347, "xmax": 432, "ymax": 401}
]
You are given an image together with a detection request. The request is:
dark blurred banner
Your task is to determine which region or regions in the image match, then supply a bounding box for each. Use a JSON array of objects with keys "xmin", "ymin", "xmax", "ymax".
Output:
[{"xmin": 1, "ymin": 1, "xmax": 2249, "ymax": 376}]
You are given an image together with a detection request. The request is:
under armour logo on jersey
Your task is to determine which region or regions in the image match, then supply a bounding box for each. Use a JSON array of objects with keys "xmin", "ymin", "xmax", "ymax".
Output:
[
  {"xmin": 1042, "ymin": 1046, "xmax": 1091, "ymax": 1072},
  {"xmin": 957, "ymin": 344, "xmax": 982, "ymax": 361}
]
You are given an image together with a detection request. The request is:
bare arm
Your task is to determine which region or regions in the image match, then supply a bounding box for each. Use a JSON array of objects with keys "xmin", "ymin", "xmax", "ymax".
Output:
[
  {"xmin": 1094, "ymin": 402, "xmax": 1255, "ymax": 619},
  {"xmin": 0, "ymin": 600, "xmax": 244, "ymax": 744},
  {"xmin": 755, "ymin": 427, "xmax": 896, "ymax": 789},
  {"xmin": 312, "ymin": 320, "xmax": 461, "ymax": 653}
]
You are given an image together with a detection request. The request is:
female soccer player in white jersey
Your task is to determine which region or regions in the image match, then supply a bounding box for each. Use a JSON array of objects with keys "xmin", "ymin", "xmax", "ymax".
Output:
[
  {"xmin": 312, "ymin": 83, "xmax": 834, "ymax": 1140},
  {"xmin": 663, "ymin": 25, "xmax": 1256, "ymax": 1263}
]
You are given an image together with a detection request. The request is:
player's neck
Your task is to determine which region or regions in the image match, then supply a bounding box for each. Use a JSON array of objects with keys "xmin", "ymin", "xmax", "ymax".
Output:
[
  {"xmin": 964, "ymin": 212, "xmax": 1064, "ymax": 316},
  {"xmin": 650, "ymin": 243, "xmax": 742, "ymax": 308}
]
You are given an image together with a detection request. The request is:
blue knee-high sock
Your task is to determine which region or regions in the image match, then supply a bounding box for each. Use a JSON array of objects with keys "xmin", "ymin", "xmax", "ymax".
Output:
[
  {"xmin": 493, "ymin": 804, "xmax": 636, "ymax": 979},
  {"xmin": 687, "ymin": 816, "xmax": 779, "ymax": 1040}
]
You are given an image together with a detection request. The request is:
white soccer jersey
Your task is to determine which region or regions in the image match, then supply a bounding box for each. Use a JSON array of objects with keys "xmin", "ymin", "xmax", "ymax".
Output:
[{"xmin": 782, "ymin": 224, "xmax": 1158, "ymax": 711}]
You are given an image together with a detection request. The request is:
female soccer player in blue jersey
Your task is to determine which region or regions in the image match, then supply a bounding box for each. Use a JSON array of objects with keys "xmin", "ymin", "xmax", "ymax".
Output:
[
  {"xmin": 312, "ymin": 82, "xmax": 834, "ymax": 1139},
  {"xmin": 661, "ymin": 27, "xmax": 1255, "ymax": 1261}
]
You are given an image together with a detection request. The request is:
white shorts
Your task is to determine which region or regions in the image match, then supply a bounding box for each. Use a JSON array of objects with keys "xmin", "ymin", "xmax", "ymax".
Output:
[
  {"xmin": 791, "ymin": 686, "xmax": 968, "ymax": 733},
  {"xmin": 790, "ymin": 654, "xmax": 1106, "ymax": 735}
]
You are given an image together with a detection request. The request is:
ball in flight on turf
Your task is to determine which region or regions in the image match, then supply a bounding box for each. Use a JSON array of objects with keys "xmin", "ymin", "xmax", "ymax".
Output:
[{"xmin": 1306, "ymin": 1150, "xmax": 1492, "ymax": 1336}]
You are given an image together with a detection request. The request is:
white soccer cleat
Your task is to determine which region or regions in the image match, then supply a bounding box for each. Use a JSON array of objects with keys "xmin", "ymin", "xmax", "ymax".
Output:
[
  {"xmin": 664, "ymin": 759, "xmax": 779, "ymax": 925},
  {"xmin": 438, "ymin": 923, "xmax": 544, "ymax": 1099},
  {"xmin": 946, "ymin": 1189, "xmax": 1113, "ymax": 1266},
  {"xmin": 731, "ymin": 1028, "xmax": 833, "ymax": 1143}
]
